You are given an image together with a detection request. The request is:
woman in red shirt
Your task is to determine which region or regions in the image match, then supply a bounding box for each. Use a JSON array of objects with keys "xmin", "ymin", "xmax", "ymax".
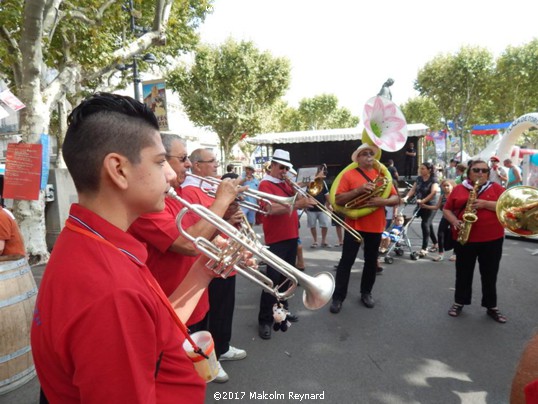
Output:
[{"xmin": 443, "ymin": 159, "xmax": 507, "ymax": 323}]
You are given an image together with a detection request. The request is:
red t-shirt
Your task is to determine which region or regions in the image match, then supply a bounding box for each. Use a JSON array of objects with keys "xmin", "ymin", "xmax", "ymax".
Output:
[
  {"xmin": 444, "ymin": 181, "xmax": 505, "ymax": 242},
  {"xmin": 0, "ymin": 209, "xmax": 25, "ymax": 256},
  {"xmin": 258, "ymin": 179, "xmax": 299, "ymax": 244},
  {"xmin": 128, "ymin": 187, "xmax": 209, "ymax": 326},
  {"xmin": 31, "ymin": 204, "xmax": 205, "ymax": 404},
  {"xmin": 336, "ymin": 168, "xmax": 397, "ymax": 233}
]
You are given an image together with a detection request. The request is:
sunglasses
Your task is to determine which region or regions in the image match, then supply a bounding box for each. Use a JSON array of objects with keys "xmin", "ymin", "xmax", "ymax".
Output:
[
  {"xmin": 167, "ymin": 154, "xmax": 189, "ymax": 163},
  {"xmin": 359, "ymin": 151, "xmax": 375, "ymax": 157},
  {"xmin": 471, "ymin": 168, "xmax": 489, "ymax": 173},
  {"xmin": 279, "ymin": 165, "xmax": 290, "ymax": 171}
]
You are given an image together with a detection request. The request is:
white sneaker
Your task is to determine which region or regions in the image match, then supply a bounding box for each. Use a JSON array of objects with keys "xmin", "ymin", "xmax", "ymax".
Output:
[
  {"xmin": 219, "ymin": 346, "xmax": 247, "ymax": 361},
  {"xmin": 212, "ymin": 362, "xmax": 229, "ymax": 383}
]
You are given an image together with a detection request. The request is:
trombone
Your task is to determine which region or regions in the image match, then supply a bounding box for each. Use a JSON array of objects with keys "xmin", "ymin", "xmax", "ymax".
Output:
[
  {"xmin": 166, "ymin": 188, "xmax": 335, "ymax": 310},
  {"xmin": 287, "ymin": 177, "xmax": 363, "ymax": 243},
  {"xmin": 186, "ymin": 173, "xmax": 297, "ymax": 215}
]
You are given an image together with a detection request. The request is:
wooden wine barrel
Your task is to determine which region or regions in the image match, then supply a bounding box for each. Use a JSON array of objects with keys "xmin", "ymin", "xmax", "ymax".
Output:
[{"xmin": 0, "ymin": 258, "xmax": 38, "ymax": 395}]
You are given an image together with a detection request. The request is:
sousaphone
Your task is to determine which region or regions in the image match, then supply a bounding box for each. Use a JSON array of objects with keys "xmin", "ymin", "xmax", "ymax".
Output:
[{"xmin": 330, "ymin": 96, "xmax": 408, "ymax": 218}]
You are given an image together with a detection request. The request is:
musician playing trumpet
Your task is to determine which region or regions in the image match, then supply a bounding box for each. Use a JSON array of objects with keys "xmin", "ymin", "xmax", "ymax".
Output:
[
  {"xmin": 257, "ymin": 149, "xmax": 317, "ymax": 340},
  {"xmin": 330, "ymin": 144, "xmax": 399, "ymax": 313},
  {"xmin": 442, "ymin": 159, "xmax": 507, "ymax": 323}
]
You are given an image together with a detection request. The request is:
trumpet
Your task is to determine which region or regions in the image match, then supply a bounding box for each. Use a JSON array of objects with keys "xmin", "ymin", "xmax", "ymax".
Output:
[
  {"xmin": 167, "ymin": 188, "xmax": 335, "ymax": 310},
  {"xmin": 186, "ymin": 173, "xmax": 297, "ymax": 215},
  {"xmin": 286, "ymin": 178, "xmax": 363, "ymax": 243}
]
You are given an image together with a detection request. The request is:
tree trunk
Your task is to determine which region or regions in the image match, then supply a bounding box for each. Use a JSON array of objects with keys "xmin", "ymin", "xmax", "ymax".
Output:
[{"xmin": 14, "ymin": 0, "xmax": 50, "ymax": 264}]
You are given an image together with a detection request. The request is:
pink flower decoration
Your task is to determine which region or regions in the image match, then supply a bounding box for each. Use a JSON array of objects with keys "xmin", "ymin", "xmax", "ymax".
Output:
[{"xmin": 362, "ymin": 96, "xmax": 408, "ymax": 152}]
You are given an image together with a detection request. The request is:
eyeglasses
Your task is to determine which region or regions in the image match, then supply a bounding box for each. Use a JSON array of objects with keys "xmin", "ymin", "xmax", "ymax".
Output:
[
  {"xmin": 167, "ymin": 154, "xmax": 189, "ymax": 163},
  {"xmin": 197, "ymin": 159, "xmax": 218, "ymax": 164},
  {"xmin": 279, "ymin": 165, "xmax": 290, "ymax": 171},
  {"xmin": 471, "ymin": 168, "xmax": 489, "ymax": 173},
  {"xmin": 359, "ymin": 152, "xmax": 375, "ymax": 157}
]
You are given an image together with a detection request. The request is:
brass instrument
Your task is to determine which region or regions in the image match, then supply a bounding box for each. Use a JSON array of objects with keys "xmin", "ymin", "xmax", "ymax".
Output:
[
  {"xmin": 496, "ymin": 185, "xmax": 538, "ymax": 236},
  {"xmin": 457, "ymin": 180, "xmax": 481, "ymax": 245},
  {"xmin": 307, "ymin": 177, "xmax": 324, "ymax": 196},
  {"xmin": 186, "ymin": 173, "xmax": 297, "ymax": 215},
  {"xmin": 344, "ymin": 161, "xmax": 390, "ymax": 209},
  {"xmin": 287, "ymin": 178, "xmax": 363, "ymax": 243},
  {"xmin": 167, "ymin": 188, "xmax": 335, "ymax": 310}
]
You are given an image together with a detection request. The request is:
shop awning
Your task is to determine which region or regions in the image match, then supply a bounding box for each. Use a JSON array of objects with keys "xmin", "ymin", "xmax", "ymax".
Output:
[{"xmin": 245, "ymin": 123, "xmax": 430, "ymax": 145}]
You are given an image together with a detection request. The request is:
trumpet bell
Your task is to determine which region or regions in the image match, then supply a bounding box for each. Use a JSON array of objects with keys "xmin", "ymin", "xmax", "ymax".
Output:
[
  {"xmin": 496, "ymin": 185, "xmax": 538, "ymax": 236},
  {"xmin": 302, "ymin": 272, "xmax": 335, "ymax": 310}
]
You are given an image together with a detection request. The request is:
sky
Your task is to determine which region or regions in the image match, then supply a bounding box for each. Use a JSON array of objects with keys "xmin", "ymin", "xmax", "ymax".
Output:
[{"xmin": 198, "ymin": 0, "xmax": 538, "ymax": 117}]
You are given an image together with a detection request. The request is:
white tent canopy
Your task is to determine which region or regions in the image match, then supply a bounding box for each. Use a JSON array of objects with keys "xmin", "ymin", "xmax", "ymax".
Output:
[{"xmin": 246, "ymin": 124, "xmax": 429, "ymax": 145}]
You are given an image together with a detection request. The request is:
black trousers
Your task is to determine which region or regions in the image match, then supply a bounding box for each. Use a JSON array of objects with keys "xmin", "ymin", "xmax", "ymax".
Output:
[
  {"xmin": 437, "ymin": 217, "xmax": 453, "ymax": 254},
  {"xmin": 416, "ymin": 207, "xmax": 438, "ymax": 250},
  {"xmin": 258, "ymin": 238, "xmax": 297, "ymax": 325},
  {"xmin": 405, "ymin": 159, "xmax": 416, "ymax": 177},
  {"xmin": 453, "ymin": 237, "xmax": 504, "ymax": 308},
  {"xmin": 208, "ymin": 276, "xmax": 236, "ymax": 358},
  {"xmin": 332, "ymin": 230, "xmax": 382, "ymax": 302}
]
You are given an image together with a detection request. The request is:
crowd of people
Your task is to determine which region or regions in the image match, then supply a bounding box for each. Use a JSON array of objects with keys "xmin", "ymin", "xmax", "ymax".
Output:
[{"xmin": 21, "ymin": 93, "xmax": 536, "ymax": 402}]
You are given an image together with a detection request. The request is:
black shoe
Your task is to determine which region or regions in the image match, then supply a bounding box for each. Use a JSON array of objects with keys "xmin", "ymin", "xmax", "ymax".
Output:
[
  {"xmin": 361, "ymin": 293, "xmax": 375, "ymax": 308},
  {"xmin": 258, "ymin": 323, "xmax": 271, "ymax": 339},
  {"xmin": 376, "ymin": 266, "xmax": 384, "ymax": 275},
  {"xmin": 286, "ymin": 313, "xmax": 299, "ymax": 323},
  {"xmin": 330, "ymin": 300, "xmax": 342, "ymax": 314}
]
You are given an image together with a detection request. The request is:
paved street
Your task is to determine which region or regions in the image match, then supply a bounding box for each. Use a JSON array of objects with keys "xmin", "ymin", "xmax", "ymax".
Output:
[{"xmin": 2, "ymin": 210, "xmax": 538, "ymax": 404}]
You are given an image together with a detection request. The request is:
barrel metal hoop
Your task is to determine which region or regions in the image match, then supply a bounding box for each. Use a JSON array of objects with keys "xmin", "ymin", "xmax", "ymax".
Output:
[
  {"xmin": 0, "ymin": 287, "xmax": 38, "ymax": 308},
  {"xmin": 0, "ymin": 345, "xmax": 31, "ymax": 364},
  {"xmin": 0, "ymin": 266, "xmax": 31, "ymax": 281},
  {"xmin": 0, "ymin": 365, "xmax": 36, "ymax": 389}
]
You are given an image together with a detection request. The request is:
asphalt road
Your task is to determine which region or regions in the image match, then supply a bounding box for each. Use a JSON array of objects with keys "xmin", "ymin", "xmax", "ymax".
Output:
[{"xmin": 3, "ymin": 209, "xmax": 538, "ymax": 404}]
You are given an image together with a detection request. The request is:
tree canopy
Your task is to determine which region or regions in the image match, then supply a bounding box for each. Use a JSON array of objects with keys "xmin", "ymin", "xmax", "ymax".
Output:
[{"xmin": 166, "ymin": 38, "xmax": 291, "ymax": 162}]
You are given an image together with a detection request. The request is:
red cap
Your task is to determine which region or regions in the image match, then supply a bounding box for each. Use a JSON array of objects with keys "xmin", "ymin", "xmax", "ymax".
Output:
[{"xmin": 490, "ymin": 156, "xmax": 500, "ymax": 162}]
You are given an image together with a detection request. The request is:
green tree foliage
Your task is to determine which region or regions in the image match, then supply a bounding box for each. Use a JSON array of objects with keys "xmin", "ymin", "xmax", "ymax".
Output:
[
  {"xmin": 273, "ymin": 94, "xmax": 359, "ymax": 132},
  {"xmin": 400, "ymin": 97, "xmax": 441, "ymax": 130},
  {"xmin": 492, "ymin": 39, "xmax": 538, "ymax": 122},
  {"xmin": 415, "ymin": 46, "xmax": 495, "ymax": 156},
  {"xmin": 166, "ymin": 38, "xmax": 291, "ymax": 162}
]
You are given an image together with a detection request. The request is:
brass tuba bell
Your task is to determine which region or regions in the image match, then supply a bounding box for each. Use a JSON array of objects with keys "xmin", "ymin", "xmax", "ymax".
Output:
[{"xmin": 496, "ymin": 185, "xmax": 538, "ymax": 236}]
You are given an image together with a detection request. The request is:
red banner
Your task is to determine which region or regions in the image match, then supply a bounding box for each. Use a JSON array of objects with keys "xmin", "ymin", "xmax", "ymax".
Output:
[{"xmin": 3, "ymin": 143, "xmax": 43, "ymax": 200}]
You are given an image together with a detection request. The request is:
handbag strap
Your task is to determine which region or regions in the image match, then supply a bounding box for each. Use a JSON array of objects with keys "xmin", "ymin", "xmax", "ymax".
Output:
[{"xmin": 64, "ymin": 221, "xmax": 208, "ymax": 359}]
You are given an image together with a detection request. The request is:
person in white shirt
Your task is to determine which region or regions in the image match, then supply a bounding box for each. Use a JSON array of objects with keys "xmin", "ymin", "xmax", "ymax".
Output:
[{"xmin": 489, "ymin": 156, "xmax": 507, "ymax": 186}]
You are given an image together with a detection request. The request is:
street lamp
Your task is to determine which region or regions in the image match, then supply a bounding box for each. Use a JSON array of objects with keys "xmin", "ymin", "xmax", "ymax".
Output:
[{"xmin": 116, "ymin": 53, "xmax": 156, "ymax": 101}]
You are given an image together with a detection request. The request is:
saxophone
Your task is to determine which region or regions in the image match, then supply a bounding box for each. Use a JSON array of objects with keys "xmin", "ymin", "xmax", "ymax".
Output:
[{"xmin": 457, "ymin": 180, "xmax": 481, "ymax": 245}]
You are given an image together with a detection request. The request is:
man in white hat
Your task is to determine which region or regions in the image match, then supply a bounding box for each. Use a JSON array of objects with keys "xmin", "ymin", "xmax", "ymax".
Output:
[
  {"xmin": 330, "ymin": 143, "xmax": 400, "ymax": 313},
  {"xmin": 257, "ymin": 149, "xmax": 317, "ymax": 340}
]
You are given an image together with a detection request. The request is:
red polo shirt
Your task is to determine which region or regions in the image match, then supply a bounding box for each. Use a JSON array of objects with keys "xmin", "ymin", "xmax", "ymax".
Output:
[
  {"xmin": 444, "ymin": 182, "xmax": 505, "ymax": 242},
  {"xmin": 129, "ymin": 187, "xmax": 209, "ymax": 326},
  {"xmin": 31, "ymin": 204, "xmax": 205, "ymax": 404},
  {"xmin": 336, "ymin": 168, "xmax": 397, "ymax": 233},
  {"xmin": 258, "ymin": 179, "xmax": 299, "ymax": 244}
]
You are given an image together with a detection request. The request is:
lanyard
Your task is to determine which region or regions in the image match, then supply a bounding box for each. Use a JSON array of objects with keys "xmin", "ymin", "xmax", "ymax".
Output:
[{"xmin": 64, "ymin": 220, "xmax": 208, "ymax": 359}]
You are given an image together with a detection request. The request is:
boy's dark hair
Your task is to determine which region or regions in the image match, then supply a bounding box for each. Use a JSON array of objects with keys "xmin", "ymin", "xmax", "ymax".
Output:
[
  {"xmin": 226, "ymin": 164, "xmax": 234, "ymax": 172},
  {"xmin": 63, "ymin": 93, "xmax": 159, "ymax": 193}
]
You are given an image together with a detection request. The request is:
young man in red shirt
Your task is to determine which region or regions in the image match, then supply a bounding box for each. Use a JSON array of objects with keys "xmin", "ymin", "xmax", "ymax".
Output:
[{"xmin": 31, "ymin": 93, "xmax": 213, "ymax": 403}]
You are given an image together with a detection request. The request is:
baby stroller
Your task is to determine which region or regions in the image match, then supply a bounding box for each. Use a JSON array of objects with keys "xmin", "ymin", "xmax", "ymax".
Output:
[{"xmin": 382, "ymin": 206, "xmax": 422, "ymax": 264}]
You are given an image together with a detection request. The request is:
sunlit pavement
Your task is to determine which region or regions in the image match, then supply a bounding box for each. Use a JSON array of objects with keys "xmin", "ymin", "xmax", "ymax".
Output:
[{"xmin": 3, "ymin": 209, "xmax": 537, "ymax": 404}]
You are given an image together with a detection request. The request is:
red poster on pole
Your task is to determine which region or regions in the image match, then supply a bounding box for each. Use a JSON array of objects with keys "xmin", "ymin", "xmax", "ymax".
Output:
[{"xmin": 3, "ymin": 143, "xmax": 43, "ymax": 200}]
